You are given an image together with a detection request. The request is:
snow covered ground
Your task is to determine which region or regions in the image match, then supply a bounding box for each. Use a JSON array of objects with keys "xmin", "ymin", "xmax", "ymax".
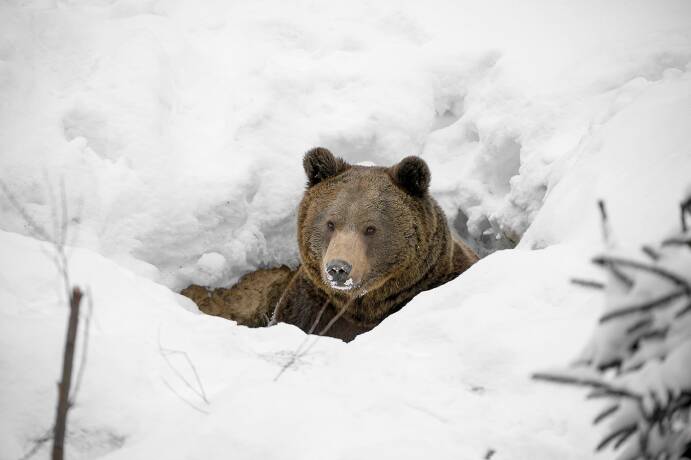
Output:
[
  {"xmin": 0, "ymin": 230, "xmax": 603, "ymax": 460},
  {"xmin": 1, "ymin": 0, "xmax": 690, "ymax": 459}
]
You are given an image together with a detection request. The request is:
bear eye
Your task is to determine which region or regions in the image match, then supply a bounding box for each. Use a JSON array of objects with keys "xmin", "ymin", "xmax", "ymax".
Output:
[
  {"xmin": 326, "ymin": 221, "xmax": 335, "ymax": 232},
  {"xmin": 365, "ymin": 226, "xmax": 376, "ymax": 236}
]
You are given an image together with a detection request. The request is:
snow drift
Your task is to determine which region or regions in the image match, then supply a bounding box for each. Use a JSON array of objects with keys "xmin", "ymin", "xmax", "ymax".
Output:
[{"xmin": 1, "ymin": 0, "xmax": 690, "ymax": 459}]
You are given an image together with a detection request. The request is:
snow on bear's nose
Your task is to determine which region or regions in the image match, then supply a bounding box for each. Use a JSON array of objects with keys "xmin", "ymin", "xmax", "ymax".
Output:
[{"xmin": 326, "ymin": 259, "xmax": 352, "ymax": 287}]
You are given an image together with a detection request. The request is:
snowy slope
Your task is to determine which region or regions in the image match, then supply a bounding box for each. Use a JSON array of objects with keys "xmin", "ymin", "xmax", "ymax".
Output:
[
  {"xmin": 0, "ymin": 230, "xmax": 602, "ymax": 460},
  {"xmin": 1, "ymin": 1, "xmax": 690, "ymax": 459}
]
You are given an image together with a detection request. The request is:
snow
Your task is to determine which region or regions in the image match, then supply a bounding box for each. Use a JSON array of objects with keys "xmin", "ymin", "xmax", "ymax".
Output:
[
  {"xmin": 1, "ymin": 0, "xmax": 690, "ymax": 286},
  {"xmin": 0, "ymin": 230, "xmax": 602, "ymax": 460},
  {"xmin": 0, "ymin": 0, "xmax": 690, "ymax": 458}
]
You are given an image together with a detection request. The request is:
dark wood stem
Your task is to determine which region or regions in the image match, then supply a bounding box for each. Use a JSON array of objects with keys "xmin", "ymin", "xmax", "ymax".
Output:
[{"xmin": 52, "ymin": 287, "xmax": 82, "ymax": 460}]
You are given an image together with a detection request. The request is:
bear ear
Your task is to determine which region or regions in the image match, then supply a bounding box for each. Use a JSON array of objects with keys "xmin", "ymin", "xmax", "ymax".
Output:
[
  {"xmin": 389, "ymin": 156, "xmax": 431, "ymax": 197},
  {"xmin": 303, "ymin": 147, "xmax": 350, "ymax": 187}
]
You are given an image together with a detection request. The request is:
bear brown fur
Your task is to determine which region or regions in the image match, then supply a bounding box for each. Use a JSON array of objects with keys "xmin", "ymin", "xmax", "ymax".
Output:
[
  {"xmin": 181, "ymin": 266, "xmax": 294, "ymax": 327},
  {"xmin": 182, "ymin": 147, "xmax": 478, "ymax": 342}
]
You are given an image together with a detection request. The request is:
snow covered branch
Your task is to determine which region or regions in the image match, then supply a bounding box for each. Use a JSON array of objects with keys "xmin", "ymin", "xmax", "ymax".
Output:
[{"xmin": 534, "ymin": 197, "xmax": 691, "ymax": 460}]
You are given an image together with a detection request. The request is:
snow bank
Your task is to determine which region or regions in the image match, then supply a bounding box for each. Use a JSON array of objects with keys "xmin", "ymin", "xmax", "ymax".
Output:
[
  {"xmin": 1, "ymin": 0, "xmax": 689, "ymax": 285},
  {"xmin": 0, "ymin": 230, "xmax": 603, "ymax": 460}
]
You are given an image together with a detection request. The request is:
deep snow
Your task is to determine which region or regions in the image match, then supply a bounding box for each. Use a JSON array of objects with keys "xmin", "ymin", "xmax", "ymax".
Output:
[
  {"xmin": 1, "ymin": 0, "xmax": 690, "ymax": 459},
  {"xmin": 0, "ymin": 230, "xmax": 603, "ymax": 460}
]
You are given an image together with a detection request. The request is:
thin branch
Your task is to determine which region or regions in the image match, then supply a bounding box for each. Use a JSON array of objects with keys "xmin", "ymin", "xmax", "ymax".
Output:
[
  {"xmin": 157, "ymin": 329, "xmax": 209, "ymax": 405},
  {"xmin": 571, "ymin": 278, "xmax": 606, "ymax": 290},
  {"xmin": 640, "ymin": 246, "xmax": 660, "ymax": 261},
  {"xmin": 70, "ymin": 287, "xmax": 93, "ymax": 404},
  {"xmin": 674, "ymin": 300, "xmax": 691, "ymax": 318},
  {"xmin": 681, "ymin": 198, "xmax": 691, "ymax": 232},
  {"xmin": 273, "ymin": 298, "xmax": 331, "ymax": 382},
  {"xmin": 593, "ymin": 404, "xmax": 620, "ymax": 425},
  {"xmin": 626, "ymin": 318, "xmax": 654, "ymax": 335},
  {"xmin": 600, "ymin": 288, "xmax": 688, "ymax": 323},
  {"xmin": 596, "ymin": 424, "xmax": 637, "ymax": 451},
  {"xmin": 0, "ymin": 181, "xmax": 51, "ymax": 242},
  {"xmin": 273, "ymin": 297, "xmax": 354, "ymax": 382},
  {"xmin": 661, "ymin": 237, "xmax": 691, "ymax": 248},
  {"xmin": 598, "ymin": 200, "xmax": 610, "ymax": 244},
  {"xmin": 52, "ymin": 287, "xmax": 83, "ymax": 460},
  {"xmin": 161, "ymin": 378, "xmax": 209, "ymax": 415},
  {"xmin": 532, "ymin": 372, "xmax": 642, "ymax": 402},
  {"xmin": 592, "ymin": 256, "xmax": 691, "ymax": 292},
  {"xmin": 18, "ymin": 428, "xmax": 53, "ymax": 460}
]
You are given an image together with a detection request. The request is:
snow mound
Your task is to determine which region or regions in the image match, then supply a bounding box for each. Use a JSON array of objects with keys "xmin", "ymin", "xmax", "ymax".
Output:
[
  {"xmin": 0, "ymin": 230, "xmax": 603, "ymax": 460},
  {"xmin": 1, "ymin": 1, "xmax": 690, "ymax": 285}
]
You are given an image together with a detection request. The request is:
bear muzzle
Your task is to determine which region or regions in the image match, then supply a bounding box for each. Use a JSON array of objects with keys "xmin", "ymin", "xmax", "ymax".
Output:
[{"xmin": 322, "ymin": 231, "xmax": 368, "ymax": 292}]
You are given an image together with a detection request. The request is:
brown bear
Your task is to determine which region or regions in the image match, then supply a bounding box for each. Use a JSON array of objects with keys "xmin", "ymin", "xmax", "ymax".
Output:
[{"xmin": 182, "ymin": 147, "xmax": 478, "ymax": 342}]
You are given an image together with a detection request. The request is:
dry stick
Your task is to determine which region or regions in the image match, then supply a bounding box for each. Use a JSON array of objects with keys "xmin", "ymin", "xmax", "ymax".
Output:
[
  {"xmin": 160, "ymin": 379, "xmax": 209, "ymax": 415},
  {"xmin": 596, "ymin": 424, "xmax": 637, "ymax": 451},
  {"xmin": 70, "ymin": 288, "xmax": 93, "ymax": 404},
  {"xmin": 2, "ymin": 181, "xmax": 90, "ymax": 459},
  {"xmin": 593, "ymin": 404, "xmax": 620, "ymax": 425},
  {"xmin": 297, "ymin": 299, "xmax": 354, "ymax": 359},
  {"xmin": 596, "ymin": 200, "xmax": 637, "ymax": 289},
  {"xmin": 531, "ymin": 372, "xmax": 642, "ymax": 402},
  {"xmin": 52, "ymin": 287, "xmax": 83, "ymax": 460},
  {"xmin": 674, "ymin": 300, "xmax": 691, "ymax": 318},
  {"xmin": 640, "ymin": 246, "xmax": 660, "ymax": 261},
  {"xmin": 626, "ymin": 317, "xmax": 654, "ymax": 335},
  {"xmin": 662, "ymin": 237, "xmax": 691, "ymax": 247},
  {"xmin": 681, "ymin": 198, "xmax": 691, "ymax": 233},
  {"xmin": 18, "ymin": 428, "xmax": 54, "ymax": 460},
  {"xmin": 157, "ymin": 329, "xmax": 209, "ymax": 405},
  {"xmin": 598, "ymin": 200, "xmax": 610, "ymax": 244},
  {"xmin": 571, "ymin": 278, "xmax": 606, "ymax": 290},
  {"xmin": 273, "ymin": 298, "xmax": 331, "ymax": 382}
]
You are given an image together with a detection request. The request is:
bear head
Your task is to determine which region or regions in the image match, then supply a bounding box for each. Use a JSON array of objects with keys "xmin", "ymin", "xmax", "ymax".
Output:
[{"xmin": 298, "ymin": 147, "xmax": 439, "ymax": 300}]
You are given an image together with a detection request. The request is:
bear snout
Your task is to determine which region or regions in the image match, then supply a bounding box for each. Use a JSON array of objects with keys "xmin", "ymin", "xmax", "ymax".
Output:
[
  {"xmin": 326, "ymin": 259, "xmax": 352, "ymax": 286},
  {"xmin": 322, "ymin": 230, "xmax": 369, "ymax": 292}
]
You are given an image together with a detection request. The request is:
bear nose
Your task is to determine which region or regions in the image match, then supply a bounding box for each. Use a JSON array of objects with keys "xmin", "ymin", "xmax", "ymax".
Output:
[{"xmin": 326, "ymin": 259, "xmax": 352, "ymax": 284}]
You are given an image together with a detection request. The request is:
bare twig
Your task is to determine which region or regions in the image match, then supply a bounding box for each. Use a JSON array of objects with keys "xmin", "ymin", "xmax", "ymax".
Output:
[
  {"xmin": 532, "ymin": 372, "xmax": 642, "ymax": 401},
  {"xmin": 70, "ymin": 288, "xmax": 93, "ymax": 404},
  {"xmin": 157, "ymin": 328, "xmax": 209, "ymax": 409},
  {"xmin": 593, "ymin": 404, "xmax": 620, "ymax": 424},
  {"xmin": 640, "ymin": 246, "xmax": 660, "ymax": 261},
  {"xmin": 596, "ymin": 424, "xmax": 637, "ymax": 451},
  {"xmin": 161, "ymin": 379, "xmax": 209, "ymax": 415},
  {"xmin": 273, "ymin": 298, "xmax": 331, "ymax": 382},
  {"xmin": 1, "ymin": 180, "xmax": 90, "ymax": 460},
  {"xmin": 626, "ymin": 317, "xmax": 654, "ymax": 335},
  {"xmin": 18, "ymin": 428, "xmax": 53, "ymax": 460},
  {"xmin": 52, "ymin": 287, "xmax": 83, "ymax": 460},
  {"xmin": 681, "ymin": 198, "xmax": 691, "ymax": 232},
  {"xmin": 571, "ymin": 278, "xmax": 606, "ymax": 290},
  {"xmin": 661, "ymin": 237, "xmax": 691, "ymax": 247},
  {"xmin": 598, "ymin": 200, "xmax": 610, "ymax": 244},
  {"xmin": 273, "ymin": 297, "xmax": 354, "ymax": 382},
  {"xmin": 674, "ymin": 300, "xmax": 691, "ymax": 318}
]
